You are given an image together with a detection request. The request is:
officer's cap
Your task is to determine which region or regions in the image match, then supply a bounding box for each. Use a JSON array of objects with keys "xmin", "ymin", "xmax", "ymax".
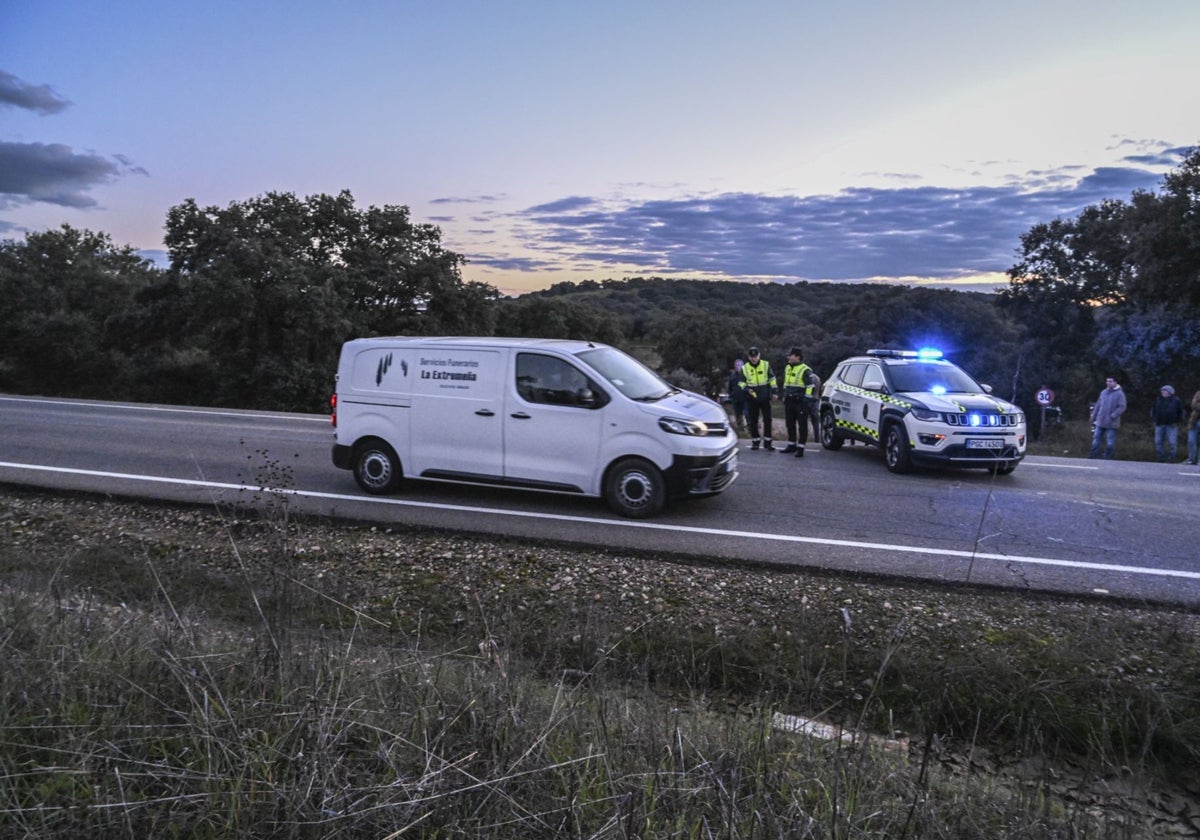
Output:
[
  {"xmin": 747, "ymin": 346, "xmax": 759, "ymax": 355},
  {"xmin": 788, "ymin": 346, "xmax": 803, "ymax": 357}
]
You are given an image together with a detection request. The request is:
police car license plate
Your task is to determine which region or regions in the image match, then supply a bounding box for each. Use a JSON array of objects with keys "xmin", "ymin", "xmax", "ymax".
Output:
[{"xmin": 966, "ymin": 438, "xmax": 1004, "ymax": 450}]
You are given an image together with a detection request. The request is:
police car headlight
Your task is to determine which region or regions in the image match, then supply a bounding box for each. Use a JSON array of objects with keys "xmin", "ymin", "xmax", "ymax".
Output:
[
  {"xmin": 659, "ymin": 417, "xmax": 706, "ymax": 436},
  {"xmin": 911, "ymin": 408, "xmax": 943, "ymax": 422}
]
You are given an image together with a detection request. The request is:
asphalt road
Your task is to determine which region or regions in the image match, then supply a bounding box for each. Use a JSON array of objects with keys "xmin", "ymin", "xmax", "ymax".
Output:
[{"xmin": 3, "ymin": 394, "xmax": 1199, "ymax": 606}]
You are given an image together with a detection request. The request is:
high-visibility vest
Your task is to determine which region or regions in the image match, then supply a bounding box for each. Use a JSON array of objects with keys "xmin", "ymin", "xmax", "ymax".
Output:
[
  {"xmin": 783, "ymin": 363, "xmax": 814, "ymax": 397},
  {"xmin": 740, "ymin": 360, "xmax": 775, "ymax": 397}
]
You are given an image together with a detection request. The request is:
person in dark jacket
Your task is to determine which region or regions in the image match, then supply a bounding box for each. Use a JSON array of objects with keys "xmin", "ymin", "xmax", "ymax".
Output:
[
  {"xmin": 726, "ymin": 359, "xmax": 748, "ymax": 431},
  {"xmin": 1151, "ymin": 384, "xmax": 1185, "ymax": 462}
]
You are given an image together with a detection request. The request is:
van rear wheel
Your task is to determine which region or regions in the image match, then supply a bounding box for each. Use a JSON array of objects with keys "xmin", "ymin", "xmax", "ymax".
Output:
[
  {"xmin": 605, "ymin": 458, "xmax": 665, "ymax": 519},
  {"xmin": 353, "ymin": 439, "xmax": 402, "ymax": 494}
]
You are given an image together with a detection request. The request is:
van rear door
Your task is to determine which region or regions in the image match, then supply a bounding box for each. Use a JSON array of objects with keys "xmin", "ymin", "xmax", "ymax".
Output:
[{"xmin": 409, "ymin": 348, "xmax": 505, "ymax": 479}]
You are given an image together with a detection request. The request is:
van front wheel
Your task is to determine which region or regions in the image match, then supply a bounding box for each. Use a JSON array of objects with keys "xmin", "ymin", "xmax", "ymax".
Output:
[
  {"xmin": 605, "ymin": 458, "xmax": 665, "ymax": 519},
  {"xmin": 353, "ymin": 439, "xmax": 402, "ymax": 495}
]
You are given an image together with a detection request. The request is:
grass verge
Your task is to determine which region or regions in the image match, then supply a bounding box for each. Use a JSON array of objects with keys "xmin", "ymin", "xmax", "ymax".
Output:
[{"xmin": 1, "ymin": 486, "xmax": 1198, "ymax": 837}]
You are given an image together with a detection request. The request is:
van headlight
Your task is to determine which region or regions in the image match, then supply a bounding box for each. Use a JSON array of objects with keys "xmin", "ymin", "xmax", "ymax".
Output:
[
  {"xmin": 659, "ymin": 417, "xmax": 706, "ymax": 436},
  {"xmin": 911, "ymin": 408, "xmax": 943, "ymax": 422}
]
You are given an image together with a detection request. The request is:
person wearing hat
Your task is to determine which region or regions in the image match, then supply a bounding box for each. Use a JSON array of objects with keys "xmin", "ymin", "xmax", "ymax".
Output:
[
  {"xmin": 1150, "ymin": 384, "xmax": 1184, "ymax": 462},
  {"xmin": 738, "ymin": 346, "xmax": 777, "ymax": 450},
  {"xmin": 780, "ymin": 346, "xmax": 817, "ymax": 457}
]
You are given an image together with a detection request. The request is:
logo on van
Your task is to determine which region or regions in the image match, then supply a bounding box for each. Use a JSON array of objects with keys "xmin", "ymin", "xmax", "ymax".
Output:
[{"xmin": 376, "ymin": 353, "xmax": 393, "ymax": 386}]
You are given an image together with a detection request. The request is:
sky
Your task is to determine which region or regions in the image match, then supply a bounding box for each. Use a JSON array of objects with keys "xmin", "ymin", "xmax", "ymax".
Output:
[{"xmin": 2, "ymin": 1, "xmax": 1198, "ymax": 297}]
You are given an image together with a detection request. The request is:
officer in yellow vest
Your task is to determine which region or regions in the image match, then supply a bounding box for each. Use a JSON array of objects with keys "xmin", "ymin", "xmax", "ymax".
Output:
[
  {"xmin": 739, "ymin": 346, "xmax": 777, "ymax": 450},
  {"xmin": 781, "ymin": 346, "xmax": 817, "ymax": 457}
]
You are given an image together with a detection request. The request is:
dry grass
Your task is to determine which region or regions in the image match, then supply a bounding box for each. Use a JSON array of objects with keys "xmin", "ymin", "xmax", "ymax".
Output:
[{"xmin": 2, "ymin": 486, "xmax": 1199, "ymax": 838}]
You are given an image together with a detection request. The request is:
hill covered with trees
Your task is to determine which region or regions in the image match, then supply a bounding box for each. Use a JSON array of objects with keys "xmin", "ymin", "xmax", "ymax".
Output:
[{"xmin": 1, "ymin": 146, "xmax": 1197, "ymax": 423}]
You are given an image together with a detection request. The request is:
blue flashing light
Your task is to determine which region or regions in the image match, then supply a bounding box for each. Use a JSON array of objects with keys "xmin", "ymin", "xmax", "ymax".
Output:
[
  {"xmin": 916, "ymin": 347, "xmax": 944, "ymax": 360},
  {"xmin": 969, "ymin": 414, "xmax": 982, "ymax": 427},
  {"xmin": 930, "ymin": 385, "xmax": 947, "ymax": 396}
]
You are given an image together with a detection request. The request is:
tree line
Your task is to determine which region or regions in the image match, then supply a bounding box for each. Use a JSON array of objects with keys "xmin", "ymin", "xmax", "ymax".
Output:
[{"xmin": 1, "ymin": 146, "xmax": 1197, "ymax": 420}]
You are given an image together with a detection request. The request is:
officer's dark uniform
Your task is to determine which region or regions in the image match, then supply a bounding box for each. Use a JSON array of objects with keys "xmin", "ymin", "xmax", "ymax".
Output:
[
  {"xmin": 739, "ymin": 347, "xmax": 776, "ymax": 450},
  {"xmin": 781, "ymin": 347, "xmax": 816, "ymax": 458}
]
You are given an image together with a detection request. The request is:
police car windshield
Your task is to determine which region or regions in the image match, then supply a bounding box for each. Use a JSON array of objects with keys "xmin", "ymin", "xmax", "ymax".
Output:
[
  {"xmin": 889, "ymin": 362, "xmax": 982, "ymax": 394},
  {"xmin": 577, "ymin": 346, "xmax": 676, "ymax": 401}
]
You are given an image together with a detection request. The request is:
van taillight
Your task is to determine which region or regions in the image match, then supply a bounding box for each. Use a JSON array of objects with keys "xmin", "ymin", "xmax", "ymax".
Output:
[{"xmin": 330, "ymin": 393, "xmax": 337, "ymax": 427}]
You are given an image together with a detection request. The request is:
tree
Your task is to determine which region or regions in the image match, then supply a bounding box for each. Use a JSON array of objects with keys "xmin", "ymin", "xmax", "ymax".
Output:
[
  {"xmin": 1001, "ymin": 143, "xmax": 1200, "ymax": 415},
  {"xmin": 1124, "ymin": 146, "xmax": 1200, "ymax": 309},
  {"xmin": 0, "ymin": 225, "xmax": 159, "ymax": 396},
  {"xmin": 655, "ymin": 309, "xmax": 749, "ymax": 397},
  {"xmin": 492, "ymin": 297, "xmax": 623, "ymax": 344},
  {"xmin": 159, "ymin": 191, "xmax": 496, "ymax": 410}
]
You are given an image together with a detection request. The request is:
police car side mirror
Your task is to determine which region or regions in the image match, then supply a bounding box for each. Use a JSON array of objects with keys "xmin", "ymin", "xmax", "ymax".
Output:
[
  {"xmin": 981, "ymin": 384, "xmax": 993, "ymax": 394},
  {"xmin": 863, "ymin": 379, "xmax": 887, "ymax": 393},
  {"xmin": 577, "ymin": 388, "xmax": 596, "ymax": 407}
]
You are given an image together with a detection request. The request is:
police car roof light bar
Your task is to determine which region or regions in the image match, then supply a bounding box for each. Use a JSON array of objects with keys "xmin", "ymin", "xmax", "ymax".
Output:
[{"xmin": 866, "ymin": 348, "xmax": 945, "ymax": 360}]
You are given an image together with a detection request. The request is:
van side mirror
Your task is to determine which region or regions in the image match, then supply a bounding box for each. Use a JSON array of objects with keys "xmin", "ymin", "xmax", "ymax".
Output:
[{"xmin": 577, "ymin": 388, "xmax": 596, "ymax": 407}]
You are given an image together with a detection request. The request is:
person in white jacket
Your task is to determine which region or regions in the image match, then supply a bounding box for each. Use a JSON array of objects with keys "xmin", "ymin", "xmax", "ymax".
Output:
[{"xmin": 1088, "ymin": 376, "xmax": 1127, "ymax": 459}]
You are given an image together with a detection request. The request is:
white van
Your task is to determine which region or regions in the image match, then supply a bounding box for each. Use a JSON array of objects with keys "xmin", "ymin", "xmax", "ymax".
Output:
[{"xmin": 330, "ymin": 336, "xmax": 738, "ymax": 517}]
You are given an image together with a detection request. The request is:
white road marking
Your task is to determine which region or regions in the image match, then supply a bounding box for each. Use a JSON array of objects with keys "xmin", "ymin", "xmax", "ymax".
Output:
[
  {"xmin": 1021, "ymin": 461, "xmax": 1097, "ymax": 470},
  {"xmin": 0, "ymin": 395, "xmax": 327, "ymax": 423},
  {"xmin": 3, "ymin": 460, "xmax": 1198, "ymax": 584}
]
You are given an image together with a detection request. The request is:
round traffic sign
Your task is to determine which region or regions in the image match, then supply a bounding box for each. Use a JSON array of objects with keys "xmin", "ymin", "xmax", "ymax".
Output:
[{"xmin": 1035, "ymin": 387, "xmax": 1055, "ymax": 406}]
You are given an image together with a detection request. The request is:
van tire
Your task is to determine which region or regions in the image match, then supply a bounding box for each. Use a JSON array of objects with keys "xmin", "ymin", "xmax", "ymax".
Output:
[
  {"xmin": 604, "ymin": 458, "xmax": 665, "ymax": 519},
  {"xmin": 352, "ymin": 439, "xmax": 402, "ymax": 494}
]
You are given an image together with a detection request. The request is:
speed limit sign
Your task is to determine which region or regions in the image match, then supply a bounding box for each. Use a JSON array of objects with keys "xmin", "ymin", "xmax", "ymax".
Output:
[{"xmin": 1035, "ymin": 387, "xmax": 1055, "ymax": 406}]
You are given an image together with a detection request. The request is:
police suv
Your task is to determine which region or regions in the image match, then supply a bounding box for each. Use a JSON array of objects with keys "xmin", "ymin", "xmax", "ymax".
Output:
[{"xmin": 818, "ymin": 349, "xmax": 1026, "ymax": 474}]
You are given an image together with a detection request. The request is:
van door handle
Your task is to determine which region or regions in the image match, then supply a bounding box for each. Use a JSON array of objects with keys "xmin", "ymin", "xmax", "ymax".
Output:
[
  {"xmin": 510, "ymin": 412, "xmax": 532, "ymax": 420},
  {"xmin": 476, "ymin": 409, "xmax": 495, "ymax": 416}
]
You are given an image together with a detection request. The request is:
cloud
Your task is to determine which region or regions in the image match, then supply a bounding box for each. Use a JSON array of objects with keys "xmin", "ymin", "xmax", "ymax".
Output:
[
  {"xmin": 510, "ymin": 151, "xmax": 1188, "ymax": 282},
  {"xmin": 0, "ymin": 70, "xmax": 71, "ymax": 115},
  {"xmin": 0, "ymin": 141, "xmax": 130, "ymax": 208}
]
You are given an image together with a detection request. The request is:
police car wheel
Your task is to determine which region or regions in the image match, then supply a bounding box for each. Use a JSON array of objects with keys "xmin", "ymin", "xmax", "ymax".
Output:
[
  {"xmin": 605, "ymin": 457, "xmax": 665, "ymax": 519},
  {"xmin": 820, "ymin": 411, "xmax": 844, "ymax": 450},
  {"xmin": 883, "ymin": 422, "xmax": 913, "ymax": 474},
  {"xmin": 353, "ymin": 439, "xmax": 403, "ymax": 495}
]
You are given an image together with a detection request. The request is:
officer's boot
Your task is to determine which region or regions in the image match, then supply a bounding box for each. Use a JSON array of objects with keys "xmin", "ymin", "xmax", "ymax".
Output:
[
  {"xmin": 750, "ymin": 438, "xmax": 760, "ymax": 450},
  {"xmin": 782, "ymin": 440, "xmax": 797, "ymax": 454},
  {"xmin": 794, "ymin": 444, "xmax": 805, "ymax": 459}
]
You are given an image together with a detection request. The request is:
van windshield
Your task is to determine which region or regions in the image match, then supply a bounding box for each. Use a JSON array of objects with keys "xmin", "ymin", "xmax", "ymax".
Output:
[{"xmin": 576, "ymin": 347, "xmax": 676, "ymax": 401}]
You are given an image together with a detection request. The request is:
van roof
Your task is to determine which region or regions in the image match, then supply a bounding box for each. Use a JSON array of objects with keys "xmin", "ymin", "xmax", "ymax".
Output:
[{"xmin": 344, "ymin": 336, "xmax": 608, "ymax": 353}]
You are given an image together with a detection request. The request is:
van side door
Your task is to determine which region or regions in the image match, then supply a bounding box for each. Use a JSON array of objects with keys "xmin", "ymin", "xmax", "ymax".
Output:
[
  {"xmin": 504, "ymin": 352, "xmax": 606, "ymax": 493},
  {"xmin": 408, "ymin": 349, "xmax": 505, "ymax": 480}
]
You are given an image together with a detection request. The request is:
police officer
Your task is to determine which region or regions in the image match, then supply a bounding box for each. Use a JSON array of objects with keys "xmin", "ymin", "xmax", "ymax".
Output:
[
  {"xmin": 780, "ymin": 346, "xmax": 816, "ymax": 457},
  {"xmin": 739, "ymin": 346, "xmax": 777, "ymax": 450}
]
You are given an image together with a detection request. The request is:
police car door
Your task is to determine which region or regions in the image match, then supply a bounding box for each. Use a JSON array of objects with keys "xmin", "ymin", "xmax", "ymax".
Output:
[
  {"xmin": 505, "ymin": 353, "xmax": 604, "ymax": 492},
  {"xmin": 858, "ymin": 362, "xmax": 887, "ymax": 440}
]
